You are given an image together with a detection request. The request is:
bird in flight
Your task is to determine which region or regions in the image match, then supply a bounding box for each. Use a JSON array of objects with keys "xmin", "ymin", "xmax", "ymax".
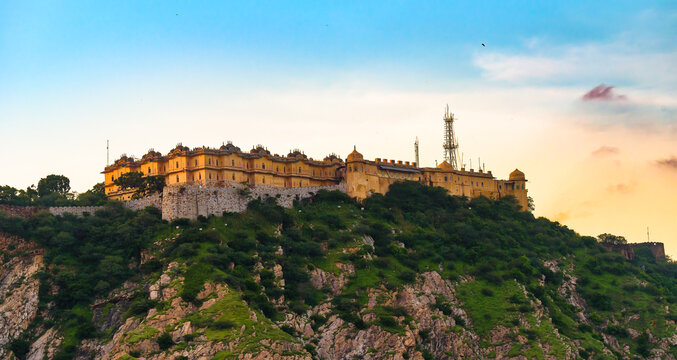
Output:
[{"xmin": 481, "ymin": 43, "xmax": 485, "ymax": 47}]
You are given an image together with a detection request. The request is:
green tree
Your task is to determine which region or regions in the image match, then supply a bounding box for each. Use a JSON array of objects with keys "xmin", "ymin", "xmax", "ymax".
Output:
[
  {"xmin": 37, "ymin": 175, "xmax": 71, "ymax": 197},
  {"xmin": 76, "ymin": 182, "xmax": 107, "ymax": 205},
  {"xmin": 597, "ymin": 233, "xmax": 627, "ymax": 244},
  {"xmin": 113, "ymin": 172, "xmax": 165, "ymax": 199},
  {"xmin": 113, "ymin": 172, "xmax": 144, "ymax": 191}
]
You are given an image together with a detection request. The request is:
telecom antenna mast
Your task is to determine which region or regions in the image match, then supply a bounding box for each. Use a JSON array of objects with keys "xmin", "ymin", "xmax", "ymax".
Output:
[
  {"xmin": 442, "ymin": 105, "xmax": 460, "ymax": 169},
  {"xmin": 414, "ymin": 137, "xmax": 420, "ymax": 167}
]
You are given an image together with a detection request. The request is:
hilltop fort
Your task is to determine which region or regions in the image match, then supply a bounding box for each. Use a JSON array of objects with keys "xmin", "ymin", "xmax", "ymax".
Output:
[{"xmin": 103, "ymin": 109, "xmax": 529, "ymax": 211}]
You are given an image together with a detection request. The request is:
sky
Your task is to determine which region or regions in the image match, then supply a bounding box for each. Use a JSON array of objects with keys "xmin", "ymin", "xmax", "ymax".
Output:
[{"xmin": 1, "ymin": 1, "xmax": 676, "ymax": 255}]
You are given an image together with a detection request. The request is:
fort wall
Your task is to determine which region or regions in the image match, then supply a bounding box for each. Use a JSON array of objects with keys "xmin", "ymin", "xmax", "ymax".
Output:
[
  {"xmin": 124, "ymin": 194, "xmax": 162, "ymax": 211},
  {"xmin": 48, "ymin": 206, "xmax": 105, "ymax": 217},
  {"xmin": 602, "ymin": 242, "xmax": 666, "ymax": 261},
  {"xmin": 161, "ymin": 183, "xmax": 346, "ymax": 220},
  {"xmin": 0, "ymin": 205, "xmax": 45, "ymax": 219}
]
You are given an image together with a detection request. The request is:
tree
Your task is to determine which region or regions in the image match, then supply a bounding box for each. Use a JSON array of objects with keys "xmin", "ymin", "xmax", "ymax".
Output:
[
  {"xmin": 37, "ymin": 175, "xmax": 71, "ymax": 197},
  {"xmin": 527, "ymin": 196, "xmax": 535, "ymax": 211},
  {"xmin": 597, "ymin": 233, "xmax": 627, "ymax": 244},
  {"xmin": 77, "ymin": 183, "xmax": 107, "ymax": 205},
  {"xmin": 113, "ymin": 172, "xmax": 144, "ymax": 191},
  {"xmin": 113, "ymin": 172, "xmax": 165, "ymax": 199}
]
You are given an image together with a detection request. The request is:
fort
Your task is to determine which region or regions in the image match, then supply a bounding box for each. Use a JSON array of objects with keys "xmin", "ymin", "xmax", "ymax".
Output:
[{"xmin": 102, "ymin": 108, "xmax": 529, "ymax": 210}]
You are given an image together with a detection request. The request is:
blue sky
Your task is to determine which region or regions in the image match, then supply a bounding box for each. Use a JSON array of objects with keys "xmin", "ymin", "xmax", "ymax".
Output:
[{"xmin": 1, "ymin": 1, "xmax": 677, "ymax": 254}]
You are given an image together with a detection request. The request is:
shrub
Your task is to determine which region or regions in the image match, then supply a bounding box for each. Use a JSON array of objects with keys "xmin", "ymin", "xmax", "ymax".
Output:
[{"xmin": 156, "ymin": 332, "xmax": 174, "ymax": 350}]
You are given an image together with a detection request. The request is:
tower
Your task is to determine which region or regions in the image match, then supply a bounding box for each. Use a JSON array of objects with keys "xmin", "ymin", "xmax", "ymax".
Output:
[
  {"xmin": 442, "ymin": 105, "xmax": 460, "ymax": 170},
  {"xmin": 414, "ymin": 137, "xmax": 419, "ymax": 167}
]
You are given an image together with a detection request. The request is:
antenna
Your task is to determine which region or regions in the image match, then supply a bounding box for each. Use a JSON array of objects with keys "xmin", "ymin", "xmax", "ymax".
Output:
[
  {"xmin": 442, "ymin": 105, "xmax": 460, "ymax": 170},
  {"xmin": 414, "ymin": 137, "xmax": 420, "ymax": 167},
  {"xmin": 106, "ymin": 140, "xmax": 109, "ymax": 166}
]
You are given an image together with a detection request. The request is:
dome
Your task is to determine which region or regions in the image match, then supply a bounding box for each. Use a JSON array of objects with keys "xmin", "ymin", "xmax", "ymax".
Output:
[
  {"xmin": 509, "ymin": 169, "xmax": 525, "ymax": 181},
  {"xmin": 437, "ymin": 161, "xmax": 453, "ymax": 170},
  {"xmin": 346, "ymin": 146, "xmax": 363, "ymax": 162}
]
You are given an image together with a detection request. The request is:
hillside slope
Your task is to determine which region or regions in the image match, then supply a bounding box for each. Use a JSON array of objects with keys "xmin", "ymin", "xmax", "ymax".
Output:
[{"xmin": 0, "ymin": 182, "xmax": 675, "ymax": 360}]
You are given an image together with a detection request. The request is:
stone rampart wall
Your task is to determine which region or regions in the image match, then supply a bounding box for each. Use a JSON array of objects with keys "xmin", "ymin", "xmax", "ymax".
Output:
[
  {"xmin": 49, "ymin": 206, "xmax": 104, "ymax": 217},
  {"xmin": 124, "ymin": 194, "xmax": 162, "ymax": 211},
  {"xmin": 603, "ymin": 242, "xmax": 666, "ymax": 261},
  {"xmin": 0, "ymin": 205, "xmax": 45, "ymax": 219},
  {"xmin": 161, "ymin": 183, "xmax": 347, "ymax": 220}
]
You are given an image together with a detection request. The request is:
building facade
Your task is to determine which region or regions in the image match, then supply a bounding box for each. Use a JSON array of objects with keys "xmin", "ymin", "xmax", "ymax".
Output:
[
  {"xmin": 103, "ymin": 144, "xmax": 528, "ymax": 209},
  {"xmin": 103, "ymin": 143, "xmax": 344, "ymax": 201},
  {"xmin": 344, "ymin": 148, "xmax": 528, "ymax": 209}
]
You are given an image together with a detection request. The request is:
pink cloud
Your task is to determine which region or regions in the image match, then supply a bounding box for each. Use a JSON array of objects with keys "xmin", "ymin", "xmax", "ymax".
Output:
[
  {"xmin": 582, "ymin": 84, "xmax": 627, "ymax": 102},
  {"xmin": 591, "ymin": 145, "xmax": 619, "ymax": 157},
  {"xmin": 657, "ymin": 156, "xmax": 677, "ymax": 170}
]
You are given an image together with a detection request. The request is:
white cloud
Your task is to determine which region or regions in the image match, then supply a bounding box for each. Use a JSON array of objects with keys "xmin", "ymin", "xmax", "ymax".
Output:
[{"xmin": 473, "ymin": 43, "xmax": 677, "ymax": 89}]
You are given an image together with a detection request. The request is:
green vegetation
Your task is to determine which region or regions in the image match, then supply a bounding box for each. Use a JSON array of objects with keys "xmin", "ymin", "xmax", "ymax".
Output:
[
  {"xmin": 0, "ymin": 174, "xmax": 106, "ymax": 206},
  {"xmin": 0, "ymin": 181, "xmax": 675, "ymax": 358}
]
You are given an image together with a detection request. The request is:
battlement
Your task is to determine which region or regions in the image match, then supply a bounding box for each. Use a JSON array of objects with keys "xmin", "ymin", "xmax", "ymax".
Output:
[{"xmin": 602, "ymin": 242, "xmax": 666, "ymax": 261}]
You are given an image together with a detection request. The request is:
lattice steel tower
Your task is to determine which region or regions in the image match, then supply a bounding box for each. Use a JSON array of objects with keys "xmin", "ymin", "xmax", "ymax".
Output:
[{"xmin": 442, "ymin": 105, "xmax": 460, "ymax": 169}]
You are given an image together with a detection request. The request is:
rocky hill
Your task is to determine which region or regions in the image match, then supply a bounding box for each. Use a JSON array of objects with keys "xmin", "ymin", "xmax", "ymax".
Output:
[{"xmin": 0, "ymin": 182, "xmax": 675, "ymax": 360}]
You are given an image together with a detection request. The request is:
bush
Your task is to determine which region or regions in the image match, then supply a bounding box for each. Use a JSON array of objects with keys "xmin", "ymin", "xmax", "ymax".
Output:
[{"xmin": 157, "ymin": 332, "xmax": 174, "ymax": 350}]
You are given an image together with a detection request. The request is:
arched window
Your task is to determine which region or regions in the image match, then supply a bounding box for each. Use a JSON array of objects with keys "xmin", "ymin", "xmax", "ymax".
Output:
[
  {"xmin": 195, "ymin": 160, "xmax": 197, "ymax": 166},
  {"xmin": 176, "ymin": 175, "xmax": 179, "ymax": 183},
  {"xmin": 262, "ymin": 176, "xmax": 265, "ymax": 184},
  {"xmin": 298, "ymin": 167, "xmax": 301, "ymax": 174},
  {"xmin": 199, "ymin": 174, "xmax": 201, "ymax": 180},
  {"xmin": 148, "ymin": 167, "xmax": 151, "ymax": 174},
  {"xmin": 232, "ymin": 174, "xmax": 235, "ymax": 180},
  {"xmin": 262, "ymin": 163, "xmax": 265, "ymax": 169},
  {"xmin": 231, "ymin": 159, "xmax": 235, "ymax": 166},
  {"xmin": 208, "ymin": 158, "xmax": 211, "ymax": 165},
  {"xmin": 176, "ymin": 161, "xmax": 179, "ymax": 168}
]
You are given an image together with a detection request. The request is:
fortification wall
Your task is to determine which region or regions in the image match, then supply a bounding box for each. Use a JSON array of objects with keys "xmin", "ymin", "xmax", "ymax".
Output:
[
  {"xmin": 49, "ymin": 206, "xmax": 104, "ymax": 217},
  {"xmin": 0, "ymin": 205, "xmax": 45, "ymax": 219},
  {"xmin": 603, "ymin": 242, "xmax": 666, "ymax": 261},
  {"xmin": 124, "ymin": 194, "xmax": 162, "ymax": 211},
  {"xmin": 161, "ymin": 183, "xmax": 347, "ymax": 220}
]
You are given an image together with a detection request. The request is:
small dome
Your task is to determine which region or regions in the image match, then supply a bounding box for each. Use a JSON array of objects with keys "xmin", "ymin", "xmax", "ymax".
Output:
[
  {"xmin": 509, "ymin": 169, "xmax": 525, "ymax": 181},
  {"xmin": 437, "ymin": 161, "xmax": 453, "ymax": 170},
  {"xmin": 347, "ymin": 147, "xmax": 363, "ymax": 162}
]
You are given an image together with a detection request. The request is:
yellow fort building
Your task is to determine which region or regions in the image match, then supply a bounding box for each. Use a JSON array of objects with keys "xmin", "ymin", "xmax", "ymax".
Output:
[{"xmin": 102, "ymin": 109, "xmax": 528, "ymax": 210}]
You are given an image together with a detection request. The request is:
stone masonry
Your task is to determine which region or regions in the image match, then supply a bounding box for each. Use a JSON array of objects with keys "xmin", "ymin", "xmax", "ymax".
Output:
[{"xmin": 161, "ymin": 183, "xmax": 346, "ymax": 220}]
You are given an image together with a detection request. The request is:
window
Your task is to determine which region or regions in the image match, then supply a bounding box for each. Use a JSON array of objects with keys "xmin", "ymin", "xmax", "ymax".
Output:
[
  {"xmin": 444, "ymin": 176, "xmax": 448, "ymax": 182},
  {"xmin": 195, "ymin": 160, "xmax": 197, "ymax": 166},
  {"xmin": 481, "ymin": 182, "xmax": 484, "ymax": 187},
  {"xmin": 298, "ymin": 167, "xmax": 301, "ymax": 174},
  {"xmin": 148, "ymin": 167, "xmax": 151, "ymax": 174},
  {"xmin": 313, "ymin": 170, "xmax": 315, "ymax": 176},
  {"xmin": 199, "ymin": 174, "xmax": 201, "ymax": 180},
  {"xmin": 262, "ymin": 176, "xmax": 265, "ymax": 184},
  {"xmin": 231, "ymin": 159, "xmax": 235, "ymax": 166},
  {"xmin": 262, "ymin": 163, "xmax": 265, "ymax": 169},
  {"xmin": 246, "ymin": 163, "xmax": 249, "ymax": 169},
  {"xmin": 284, "ymin": 167, "xmax": 286, "ymax": 173},
  {"xmin": 176, "ymin": 161, "xmax": 179, "ymax": 168},
  {"xmin": 208, "ymin": 158, "xmax": 211, "ymax": 165},
  {"xmin": 276, "ymin": 166, "xmax": 279, "ymax": 172},
  {"xmin": 232, "ymin": 174, "xmax": 235, "ymax": 180},
  {"xmin": 216, "ymin": 160, "xmax": 218, "ymax": 166},
  {"xmin": 209, "ymin": 173, "xmax": 212, "ymax": 180},
  {"xmin": 176, "ymin": 175, "xmax": 179, "ymax": 183}
]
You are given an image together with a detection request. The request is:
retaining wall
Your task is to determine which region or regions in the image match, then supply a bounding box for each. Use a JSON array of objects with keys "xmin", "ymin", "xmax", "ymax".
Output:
[
  {"xmin": 603, "ymin": 242, "xmax": 666, "ymax": 261},
  {"xmin": 0, "ymin": 205, "xmax": 45, "ymax": 219},
  {"xmin": 49, "ymin": 206, "xmax": 104, "ymax": 217},
  {"xmin": 161, "ymin": 183, "xmax": 347, "ymax": 220}
]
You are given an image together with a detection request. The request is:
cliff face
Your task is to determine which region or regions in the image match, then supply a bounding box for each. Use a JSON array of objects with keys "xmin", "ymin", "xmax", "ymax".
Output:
[
  {"xmin": 0, "ymin": 183, "xmax": 675, "ymax": 360},
  {"xmin": 0, "ymin": 234, "xmax": 43, "ymax": 359}
]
